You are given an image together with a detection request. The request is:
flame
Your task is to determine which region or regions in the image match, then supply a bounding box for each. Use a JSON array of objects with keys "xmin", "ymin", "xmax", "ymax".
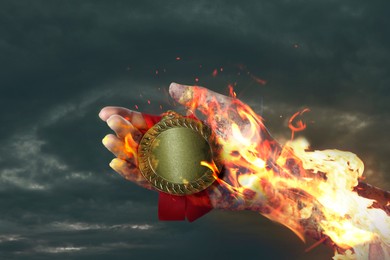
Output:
[
  {"xmin": 124, "ymin": 133, "xmax": 139, "ymax": 166},
  {"xmin": 190, "ymin": 86, "xmax": 390, "ymax": 259},
  {"xmin": 108, "ymin": 83, "xmax": 388, "ymax": 259},
  {"xmin": 228, "ymin": 84, "xmax": 237, "ymax": 98},
  {"xmin": 288, "ymin": 108, "xmax": 310, "ymax": 140}
]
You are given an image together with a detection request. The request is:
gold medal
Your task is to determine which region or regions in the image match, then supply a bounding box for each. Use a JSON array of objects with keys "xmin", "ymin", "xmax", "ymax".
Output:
[{"xmin": 138, "ymin": 111, "xmax": 221, "ymax": 195}]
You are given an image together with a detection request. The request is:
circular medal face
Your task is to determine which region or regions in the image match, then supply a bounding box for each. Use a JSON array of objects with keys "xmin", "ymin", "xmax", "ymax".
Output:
[{"xmin": 138, "ymin": 113, "xmax": 220, "ymax": 195}]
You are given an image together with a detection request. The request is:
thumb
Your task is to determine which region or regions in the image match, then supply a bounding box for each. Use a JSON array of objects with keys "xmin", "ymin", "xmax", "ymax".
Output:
[
  {"xmin": 168, "ymin": 82, "xmax": 281, "ymax": 157},
  {"xmin": 168, "ymin": 82, "xmax": 247, "ymax": 141},
  {"xmin": 168, "ymin": 82, "xmax": 235, "ymax": 115}
]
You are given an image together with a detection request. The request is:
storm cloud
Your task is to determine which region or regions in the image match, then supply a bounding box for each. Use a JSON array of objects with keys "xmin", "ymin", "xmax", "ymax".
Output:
[{"xmin": 0, "ymin": 1, "xmax": 389, "ymax": 259}]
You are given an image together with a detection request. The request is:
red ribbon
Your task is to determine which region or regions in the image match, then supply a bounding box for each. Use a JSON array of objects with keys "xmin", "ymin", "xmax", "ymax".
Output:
[{"xmin": 142, "ymin": 113, "xmax": 212, "ymax": 222}]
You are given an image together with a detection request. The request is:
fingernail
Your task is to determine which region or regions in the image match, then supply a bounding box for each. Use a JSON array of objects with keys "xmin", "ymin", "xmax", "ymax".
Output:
[
  {"xmin": 109, "ymin": 158, "xmax": 123, "ymax": 170},
  {"xmin": 169, "ymin": 82, "xmax": 192, "ymax": 104},
  {"xmin": 106, "ymin": 115, "xmax": 117, "ymax": 128},
  {"xmin": 102, "ymin": 135, "xmax": 110, "ymax": 146},
  {"xmin": 99, "ymin": 108, "xmax": 108, "ymax": 121},
  {"xmin": 109, "ymin": 159, "xmax": 115, "ymax": 169},
  {"xmin": 169, "ymin": 82, "xmax": 184, "ymax": 100}
]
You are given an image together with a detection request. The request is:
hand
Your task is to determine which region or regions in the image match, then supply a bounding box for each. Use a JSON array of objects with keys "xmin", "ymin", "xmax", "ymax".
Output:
[
  {"xmin": 99, "ymin": 82, "xmax": 280, "ymax": 210},
  {"xmin": 100, "ymin": 83, "xmax": 390, "ymax": 258}
]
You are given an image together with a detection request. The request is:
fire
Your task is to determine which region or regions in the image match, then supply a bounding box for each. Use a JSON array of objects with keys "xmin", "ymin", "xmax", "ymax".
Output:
[
  {"xmin": 284, "ymin": 140, "xmax": 388, "ymax": 251},
  {"xmin": 288, "ymin": 108, "xmax": 310, "ymax": 140},
  {"xmin": 193, "ymin": 86, "xmax": 390, "ymax": 259},
  {"xmin": 124, "ymin": 133, "xmax": 139, "ymax": 166},
  {"xmin": 228, "ymin": 84, "xmax": 237, "ymax": 98},
  {"xmin": 107, "ymin": 82, "xmax": 388, "ymax": 259}
]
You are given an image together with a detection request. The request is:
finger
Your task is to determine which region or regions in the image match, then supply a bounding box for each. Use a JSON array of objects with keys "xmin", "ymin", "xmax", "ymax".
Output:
[
  {"xmin": 99, "ymin": 106, "xmax": 148, "ymax": 130},
  {"xmin": 168, "ymin": 82, "xmax": 235, "ymax": 114},
  {"xmin": 109, "ymin": 158, "xmax": 153, "ymax": 190},
  {"xmin": 107, "ymin": 115, "xmax": 143, "ymax": 141},
  {"xmin": 102, "ymin": 134, "xmax": 137, "ymax": 164}
]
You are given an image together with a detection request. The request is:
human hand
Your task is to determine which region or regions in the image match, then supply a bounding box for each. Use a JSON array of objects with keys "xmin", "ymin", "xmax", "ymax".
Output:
[
  {"xmin": 100, "ymin": 83, "xmax": 390, "ymax": 258},
  {"xmin": 99, "ymin": 82, "xmax": 280, "ymax": 210}
]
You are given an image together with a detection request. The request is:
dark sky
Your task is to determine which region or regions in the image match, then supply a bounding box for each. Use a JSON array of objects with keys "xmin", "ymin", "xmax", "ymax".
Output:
[{"xmin": 1, "ymin": 1, "xmax": 389, "ymax": 259}]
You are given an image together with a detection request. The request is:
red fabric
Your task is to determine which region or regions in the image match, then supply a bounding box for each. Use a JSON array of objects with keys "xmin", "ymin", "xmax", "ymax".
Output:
[
  {"xmin": 158, "ymin": 192, "xmax": 212, "ymax": 222},
  {"xmin": 142, "ymin": 113, "xmax": 213, "ymax": 222},
  {"xmin": 185, "ymin": 190, "xmax": 212, "ymax": 222},
  {"xmin": 143, "ymin": 114, "xmax": 162, "ymax": 132},
  {"xmin": 158, "ymin": 193, "xmax": 186, "ymax": 221}
]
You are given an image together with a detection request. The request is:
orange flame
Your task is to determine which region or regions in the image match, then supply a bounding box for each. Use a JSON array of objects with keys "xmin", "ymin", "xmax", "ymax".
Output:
[
  {"xmin": 109, "ymin": 83, "xmax": 389, "ymax": 259},
  {"xmin": 228, "ymin": 84, "xmax": 237, "ymax": 98},
  {"xmin": 288, "ymin": 108, "xmax": 310, "ymax": 140},
  {"xmin": 191, "ymin": 85, "xmax": 390, "ymax": 259},
  {"xmin": 124, "ymin": 133, "xmax": 138, "ymax": 166}
]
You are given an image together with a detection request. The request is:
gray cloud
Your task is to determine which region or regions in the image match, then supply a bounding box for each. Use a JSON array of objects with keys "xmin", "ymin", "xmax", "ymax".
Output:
[{"xmin": 0, "ymin": 0, "xmax": 389, "ymax": 259}]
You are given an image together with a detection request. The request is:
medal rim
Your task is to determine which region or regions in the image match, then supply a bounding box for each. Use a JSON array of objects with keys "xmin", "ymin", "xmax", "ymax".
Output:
[{"xmin": 138, "ymin": 113, "xmax": 221, "ymax": 196}]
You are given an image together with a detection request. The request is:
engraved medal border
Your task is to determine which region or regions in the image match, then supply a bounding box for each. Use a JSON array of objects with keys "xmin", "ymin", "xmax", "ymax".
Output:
[{"xmin": 138, "ymin": 111, "xmax": 221, "ymax": 195}]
